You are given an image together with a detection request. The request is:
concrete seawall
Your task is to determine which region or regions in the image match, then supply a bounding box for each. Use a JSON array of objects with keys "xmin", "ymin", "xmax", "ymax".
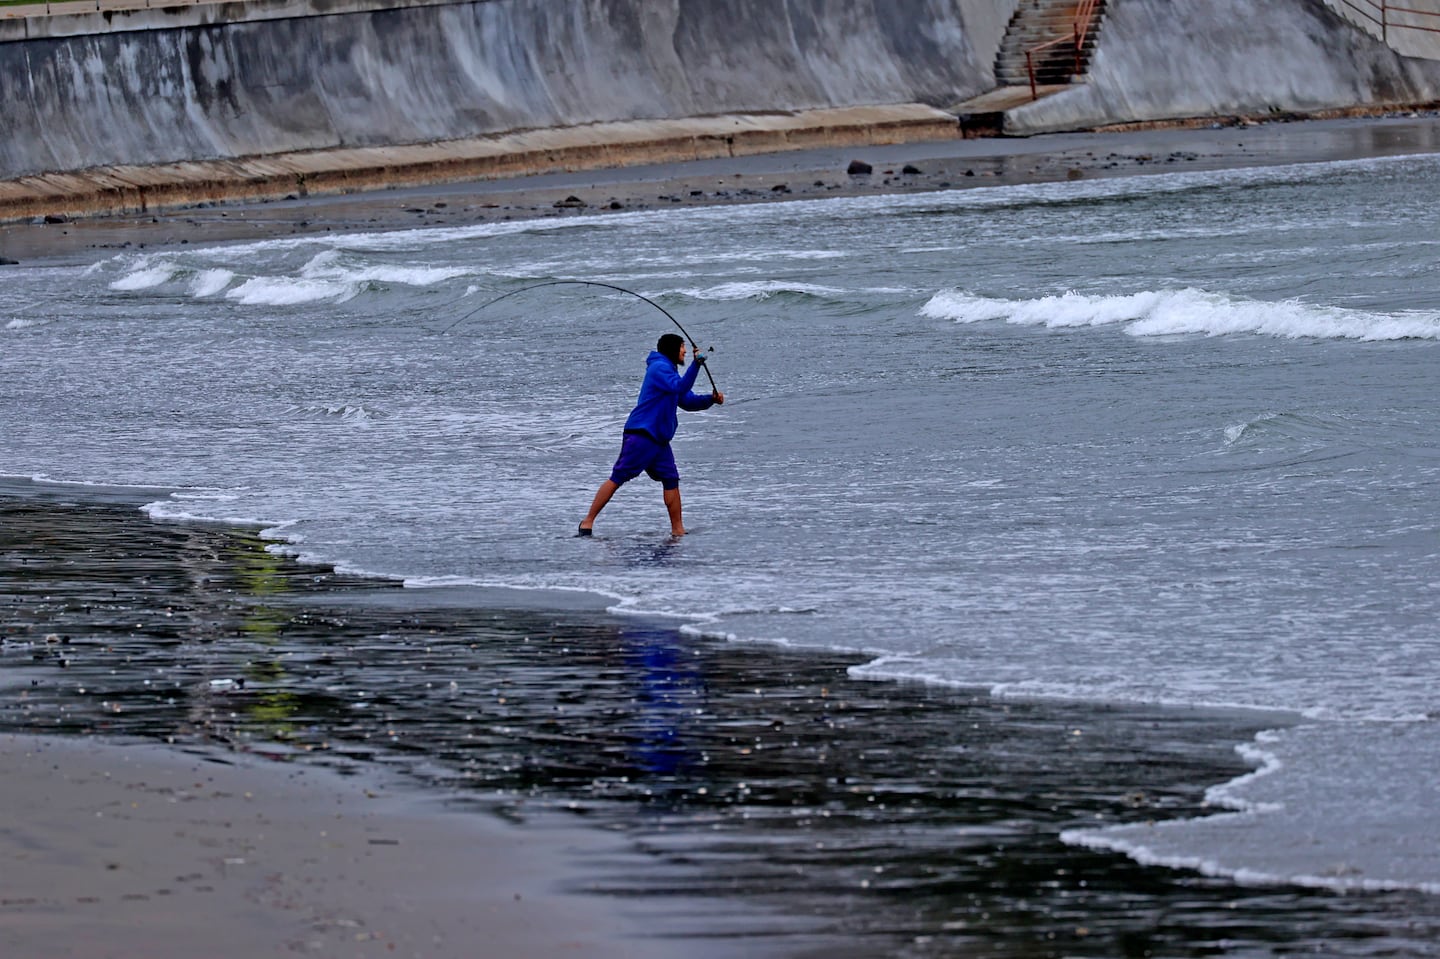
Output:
[
  {"xmin": 0, "ymin": 104, "xmax": 965, "ymax": 220},
  {"xmin": 0, "ymin": 0, "xmax": 1007, "ymax": 179},
  {"xmin": 3, "ymin": 0, "xmax": 1440, "ymax": 219}
]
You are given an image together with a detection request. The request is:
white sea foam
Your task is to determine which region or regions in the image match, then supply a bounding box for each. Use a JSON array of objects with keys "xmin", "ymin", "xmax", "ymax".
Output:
[
  {"xmin": 189, "ymin": 268, "xmax": 235, "ymax": 297},
  {"xmin": 298, "ymin": 249, "xmax": 471, "ymax": 287},
  {"xmin": 675, "ymin": 280, "xmax": 848, "ymax": 301},
  {"xmin": 401, "ymin": 575, "xmax": 625, "ymax": 610},
  {"xmin": 921, "ymin": 288, "xmax": 1440, "ymax": 341},
  {"xmin": 123, "ymin": 212, "xmax": 622, "ymax": 264},
  {"xmin": 607, "ymin": 603, "xmax": 709, "ymax": 620},
  {"xmin": 168, "ymin": 490, "xmax": 239, "ymax": 502},
  {"xmin": 109, "ymin": 248, "xmax": 469, "ymax": 307},
  {"xmin": 141, "ymin": 499, "xmax": 293, "ymax": 530},
  {"xmin": 109, "ymin": 260, "xmax": 180, "ymax": 291},
  {"xmin": 1062, "ymin": 722, "xmax": 1440, "ymax": 895},
  {"xmin": 672, "ymin": 280, "xmax": 915, "ymax": 301},
  {"xmin": 225, "ymin": 276, "xmax": 361, "ymax": 306}
]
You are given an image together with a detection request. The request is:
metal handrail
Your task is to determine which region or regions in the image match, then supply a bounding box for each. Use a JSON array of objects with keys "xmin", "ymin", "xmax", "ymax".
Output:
[
  {"xmin": 1336, "ymin": 0, "xmax": 1387, "ymax": 29},
  {"xmin": 1334, "ymin": 0, "xmax": 1440, "ymax": 40},
  {"xmin": 1024, "ymin": 0, "xmax": 1102, "ymax": 100}
]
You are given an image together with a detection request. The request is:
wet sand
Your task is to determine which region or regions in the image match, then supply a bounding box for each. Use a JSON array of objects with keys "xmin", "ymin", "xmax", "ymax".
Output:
[
  {"xmin": 3, "ymin": 112, "xmax": 1440, "ymax": 265},
  {"xmin": 5, "ymin": 482, "xmax": 1437, "ymax": 956},
  {"xmin": 0, "ymin": 733, "xmax": 667, "ymax": 959}
]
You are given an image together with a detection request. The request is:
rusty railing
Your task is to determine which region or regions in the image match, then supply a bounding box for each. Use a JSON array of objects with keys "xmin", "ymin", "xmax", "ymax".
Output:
[
  {"xmin": 1023, "ymin": 0, "xmax": 1102, "ymax": 100},
  {"xmin": 1333, "ymin": 0, "xmax": 1440, "ymax": 40}
]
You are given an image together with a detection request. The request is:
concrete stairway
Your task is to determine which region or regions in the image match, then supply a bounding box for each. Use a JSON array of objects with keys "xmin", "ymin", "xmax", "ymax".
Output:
[
  {"xmin": 995, "ymin": 0, "xmax": 1107, "ymax": 88},
  {"xmin": 953, "ymin": 0, "xmax": 1106, "ymax": 136}
]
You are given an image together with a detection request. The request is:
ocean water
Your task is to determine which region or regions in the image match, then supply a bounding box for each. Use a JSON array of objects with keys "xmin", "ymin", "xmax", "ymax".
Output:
[{"xmin": 4, "ymin": 152, "xmax": 1440, "ymax": 897}]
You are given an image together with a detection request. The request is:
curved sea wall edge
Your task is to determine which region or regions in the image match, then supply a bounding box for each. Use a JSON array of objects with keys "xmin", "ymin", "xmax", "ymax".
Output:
[{"xmin": 1, "ymin": 0, "xmax": 1439, "ymax": 218}]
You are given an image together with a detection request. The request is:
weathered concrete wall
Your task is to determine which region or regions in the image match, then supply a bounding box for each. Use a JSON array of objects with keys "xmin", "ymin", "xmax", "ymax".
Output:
[
  {"xmin": 1007, "ymin": 0, "xmax": 1440, "ymax": 134},
  {"xmin": 0, "ymin": 0, "xmax": 1010, "ymax": 179}
]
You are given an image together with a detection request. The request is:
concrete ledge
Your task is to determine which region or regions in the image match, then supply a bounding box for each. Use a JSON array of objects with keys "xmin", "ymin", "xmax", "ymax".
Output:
[
  {"xmin": 0, "ymin": 104, "xmax": 960, "ymax": 222},
  {"xmin": 1090, "ymin": 100, "xmax": 1440, "ymax": 134}
]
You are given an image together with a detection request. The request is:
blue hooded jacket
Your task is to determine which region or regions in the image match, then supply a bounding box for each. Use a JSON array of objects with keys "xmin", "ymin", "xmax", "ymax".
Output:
[{"xmin": 623, "ymin": 350, "xmax": 715, "ymax": 443}]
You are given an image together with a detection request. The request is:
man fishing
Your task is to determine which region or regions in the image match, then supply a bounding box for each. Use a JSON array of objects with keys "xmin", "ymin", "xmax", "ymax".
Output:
[{"xmin": 578, "ymin": 333, "xmax": 724, "ymax": 537}]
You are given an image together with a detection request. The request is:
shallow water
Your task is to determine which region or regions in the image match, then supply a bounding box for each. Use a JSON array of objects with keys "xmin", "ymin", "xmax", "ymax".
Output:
[
  {"xmin": 3, "ymin": 148, "xmax": 1440, "ymax": 898},
  {"xmin": 5, "ymin": 495, "xmax": 1440, "ymax": 957}
]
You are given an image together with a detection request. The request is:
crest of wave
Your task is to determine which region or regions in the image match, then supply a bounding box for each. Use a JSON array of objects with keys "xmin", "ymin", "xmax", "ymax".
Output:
[
  {"xmin": 299, "ymin": 248, "xmax": 472, "ymax": 287},
  {"xmin": 921, "ymin": 288, "xmax": 1440, "ymax": 341},
  {"xmin": 675, "ymin": 280, "xmax": 847, "ymax": 301},
  {"xmin": 108, "ymin": 258, "xmax": 181, "ymax": 292},
  {"xmin": 224, "ymin": 250, "xmax": 475, "ymax": 306},
  {"xmin": 108, "ymin": 260, "xmax": 235, "ymax": 299},
  {"xmin": 108, "ymin": 248, "xmax": 472, "ymax": 306}
]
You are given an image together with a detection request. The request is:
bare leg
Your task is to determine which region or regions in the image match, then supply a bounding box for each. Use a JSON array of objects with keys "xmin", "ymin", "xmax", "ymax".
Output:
[
  {"xmin": 579, "ymin": 479, "xmax": 620, "ymax": 533},
  {"xmin": 663, "ymin": 486, "xmax": 685, "ymax": 536}
]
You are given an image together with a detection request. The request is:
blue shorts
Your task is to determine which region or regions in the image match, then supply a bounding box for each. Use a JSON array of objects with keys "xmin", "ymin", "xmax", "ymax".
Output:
[{"xmin": 609, "ymin": 431, "xmax": 680, "ymax": 490}]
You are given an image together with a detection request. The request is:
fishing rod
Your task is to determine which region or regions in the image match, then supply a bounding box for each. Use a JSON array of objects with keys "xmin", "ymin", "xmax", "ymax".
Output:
[{"xmin": 439, "ymin": 279, "xmax": 718, "ymax": 391}]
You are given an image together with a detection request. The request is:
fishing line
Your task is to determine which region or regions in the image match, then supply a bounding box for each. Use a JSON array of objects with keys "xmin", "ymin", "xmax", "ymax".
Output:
[{"xmin": 438, "ymin": 279, "xmax": 718, "ymax": 391}]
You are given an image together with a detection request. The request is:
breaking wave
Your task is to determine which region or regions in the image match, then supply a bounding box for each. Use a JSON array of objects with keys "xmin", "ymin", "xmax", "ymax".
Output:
[{"xmin": 921, "ymin": 288, "xmax": 1440, "ymax": 341}]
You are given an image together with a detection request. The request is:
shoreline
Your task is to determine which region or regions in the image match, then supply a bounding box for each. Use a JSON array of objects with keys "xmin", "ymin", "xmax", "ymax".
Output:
[
  {"xmin": 4, "ymin": 112, "xmax": 1440, "ymax": 266},
  {"xmin": 6, "ymin": 487, "xmax": 1437, "ymax": 956}
]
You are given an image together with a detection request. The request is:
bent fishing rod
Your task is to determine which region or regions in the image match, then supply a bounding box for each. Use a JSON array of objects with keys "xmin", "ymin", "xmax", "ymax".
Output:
[{"xmin": 439, "ymin": 279, "xmax": 718, "ymax": 392}]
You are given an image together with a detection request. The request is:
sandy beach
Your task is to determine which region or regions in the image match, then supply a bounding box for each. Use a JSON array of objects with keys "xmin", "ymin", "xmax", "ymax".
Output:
[
  {"xmin": 0, "ymin": 733, "xmax": 667, "ymax": 959},
  {"xmin": 3, "ymin": 112, "xmax": 1439, "ymax": 265}
]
